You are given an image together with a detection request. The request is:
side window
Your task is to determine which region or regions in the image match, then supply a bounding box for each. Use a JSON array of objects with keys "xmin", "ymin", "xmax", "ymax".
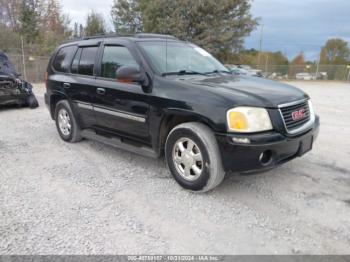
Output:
[
  {"xmin": 101, "ymin": 46, "xmax": 139, "ymax": 79},
  {"xmin": 53, "ymin": 45, "xmax": 77, "ymax": 72},
  {"xmin": 71, "ymin": 48, "xmax": 82, "ymax": 74},
  {"xmin": 78, "ymin": 47, "xmax": 98, "ymax": 76}
]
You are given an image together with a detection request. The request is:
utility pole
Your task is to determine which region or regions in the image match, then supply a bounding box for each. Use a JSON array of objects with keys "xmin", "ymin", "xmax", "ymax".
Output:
[
  {"xmin": 265, "ymin": 53, "xmax": 269, "ymax": 74},
  {"xmin": 21, "ymin": 36, "xmax": 27, "ymax": 80},
  {"xmin": 257, "ymin": 24, "xmax": 264, "ymax": 69},
  {"xmin": 315, "ymin": 52, "xmax": 321, "ymax": 80}
]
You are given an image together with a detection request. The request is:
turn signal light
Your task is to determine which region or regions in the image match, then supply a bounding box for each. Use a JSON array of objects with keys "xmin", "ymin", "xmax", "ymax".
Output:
[{"xmin": 228, "ymin": 111, "xmax": 248, "ymax": 130}]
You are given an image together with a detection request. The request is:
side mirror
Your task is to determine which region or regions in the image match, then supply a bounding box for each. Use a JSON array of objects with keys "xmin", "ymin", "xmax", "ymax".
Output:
[{"xmin": 116, "ymin": 65, "xmax": 145, "ymax": 84}]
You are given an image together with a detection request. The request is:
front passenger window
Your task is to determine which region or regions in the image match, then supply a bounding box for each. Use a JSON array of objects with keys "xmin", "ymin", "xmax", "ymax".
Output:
[{"xmin": 101, "ymin": 46, "xmax": 139, "ymax": 79}]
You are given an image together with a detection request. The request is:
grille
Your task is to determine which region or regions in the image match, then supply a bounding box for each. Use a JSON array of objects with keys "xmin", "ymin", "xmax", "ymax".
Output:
[{"xmin": 280, "ymin": 100, "xmax": 311, "ymax": 132}]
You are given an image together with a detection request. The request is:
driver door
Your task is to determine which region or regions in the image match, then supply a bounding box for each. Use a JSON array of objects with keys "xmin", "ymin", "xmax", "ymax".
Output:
[{"xmin": 93, "ymin": 44, "xmax": 150, "ymax": 141}]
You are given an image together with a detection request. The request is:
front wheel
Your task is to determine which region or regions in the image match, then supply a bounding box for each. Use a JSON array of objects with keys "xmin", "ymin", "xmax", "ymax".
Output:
[{"xmin": 165, "ymin": 122, "xmax": 225, "ymax": 193}]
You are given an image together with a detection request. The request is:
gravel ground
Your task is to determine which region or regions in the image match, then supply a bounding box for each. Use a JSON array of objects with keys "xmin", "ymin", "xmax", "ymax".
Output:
[{"xmin": 0, "ymin": 81, "xmax": 350, "ymax": 255}]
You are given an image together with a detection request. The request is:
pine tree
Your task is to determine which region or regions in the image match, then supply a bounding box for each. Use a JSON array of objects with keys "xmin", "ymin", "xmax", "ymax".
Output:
[
  {"xmin": 79, "ymin": 23, "xmax": 84, "ymax": 38},
  {"xmin": 111, "ymin": 0, "xmax": 258, "ymax": 59},
  {"xmin": 111, "ymin": 0, "xmax": 142, "ymax": 34},
  {"xmin": 85, "ymin": 11, "xmax": 106, "ymax": 37},
  {"xmin": 73, "ymin": 22, "xmax": 79, "ymax": 38},
  {"xmin": 19, "ymin": 0, "xmax": 40, "ymax": 43}
]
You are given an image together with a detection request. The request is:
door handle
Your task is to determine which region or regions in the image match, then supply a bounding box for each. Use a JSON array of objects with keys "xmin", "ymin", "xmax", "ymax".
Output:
[
  {"xmin": 96, "ymin": 88, "xmax": 106, "ymax": 95},
  {"xmin": 63, "ymin": 83, "xmax": 71, "ymax": 89}
]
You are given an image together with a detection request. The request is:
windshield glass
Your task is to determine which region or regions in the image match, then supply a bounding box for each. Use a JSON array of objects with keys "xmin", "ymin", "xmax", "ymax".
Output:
[{"xmin": 137, "ymin": 41, "xmax": 230, "ymax": 76}]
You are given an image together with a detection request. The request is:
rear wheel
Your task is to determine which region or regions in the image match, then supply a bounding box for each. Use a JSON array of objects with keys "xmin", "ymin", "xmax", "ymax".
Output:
[
  {"xmin": 55, "ymin": 100, "xmax": 82, "ymax": 143},
  {"xmin": 165, "ymin": 122, "xmax": 225, "ymax": 192}
]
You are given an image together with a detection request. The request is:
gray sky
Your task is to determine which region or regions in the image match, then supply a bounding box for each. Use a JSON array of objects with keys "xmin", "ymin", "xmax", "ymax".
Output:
[
  {"xmin": 245, "ymin": 0, "xmax": 350, "ymax": 60},
  {"xmin": 61, "ymin": 0, "xmax": 350, "ymax": 60}
]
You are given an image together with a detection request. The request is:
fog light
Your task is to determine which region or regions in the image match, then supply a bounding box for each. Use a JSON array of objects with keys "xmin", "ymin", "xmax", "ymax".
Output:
[
  {"xmin": 232, "ymin": 137, "xmax": 251, "ymax": 144},
  {"xmin": 259, "ymin": 150, "xmax": 273, "ymax": 166}
]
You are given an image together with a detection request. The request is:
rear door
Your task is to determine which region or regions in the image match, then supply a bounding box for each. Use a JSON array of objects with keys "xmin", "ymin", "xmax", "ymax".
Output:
[
  {"xmin": 66, "ymin": 44, "xmax": 100, "ymax": 129},
  {"xmin": 93, "ymin": 43, "xmax": 150, "ymax": 141}
]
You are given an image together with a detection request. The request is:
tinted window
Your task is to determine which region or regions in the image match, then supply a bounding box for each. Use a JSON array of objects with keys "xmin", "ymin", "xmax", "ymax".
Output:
[
  {"xmin": 101, "ymin": 46, "xmax": 138, "ymax": 79},
  {"xmin": 137, "ymin": 41, "xmax": 229, "ymax": 75},
  {"xmin": 71, "ymin": 48, "xmax": 82, "ymax": 74},
  {"xmin": 78, "ymin": 47, "xmax": 98, "ymax": 76},
  {"xmin": 53, "ymin": 46, "xmax": 77, "ymax": 72}
]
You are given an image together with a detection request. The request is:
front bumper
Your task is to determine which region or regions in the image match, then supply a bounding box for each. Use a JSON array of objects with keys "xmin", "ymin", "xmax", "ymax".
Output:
[
  {"xmin": 216, "ymin": 116, "xmax": 320, "ymax": 173},
  {"xmin": 0, "ymin": 93, "xmax": 28, "ymax": 106}
]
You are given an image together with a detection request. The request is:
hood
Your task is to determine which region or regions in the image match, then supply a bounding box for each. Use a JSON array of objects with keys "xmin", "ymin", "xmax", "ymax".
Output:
[{"xmin": 181, "ymin": 74, "xmax": 308, "ymax": 108}]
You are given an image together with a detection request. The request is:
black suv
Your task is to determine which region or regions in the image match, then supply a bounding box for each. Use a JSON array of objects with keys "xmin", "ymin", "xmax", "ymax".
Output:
[{"xmin": 45, "ymin": 34, "xmax": 319, "ymax": 192}]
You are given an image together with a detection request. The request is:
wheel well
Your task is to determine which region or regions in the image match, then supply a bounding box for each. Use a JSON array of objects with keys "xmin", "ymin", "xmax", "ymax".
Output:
[
  {"xmin": 158, "ymin": 114, "xmax": 211, "ymax": 153},
  {"xmin": 50, "ymin": 94, "xmax": 66, "ymax": 119}
]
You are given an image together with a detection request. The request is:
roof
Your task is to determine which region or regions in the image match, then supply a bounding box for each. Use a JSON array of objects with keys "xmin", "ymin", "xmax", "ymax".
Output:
[
  {"xmin": 60, "ymin": 33, "xmax": 179, "ymax": 47},
  {"xmin": 82, "ymin": 33, "xmax": 178, "ymax": 41}
]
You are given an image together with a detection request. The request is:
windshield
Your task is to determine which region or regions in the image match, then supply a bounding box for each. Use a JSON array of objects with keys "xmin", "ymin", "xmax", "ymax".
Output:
[{"xmin": 137, "ymin": 41, "xmax": 230, "ymax": 76}]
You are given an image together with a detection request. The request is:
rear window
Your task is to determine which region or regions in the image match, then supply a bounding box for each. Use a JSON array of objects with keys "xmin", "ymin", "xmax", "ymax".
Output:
[
  {"xmin": 78, "ymin": 47, "xmax": 98, "ymax": 76},
  {"xmin": 53, "ymin": 46, "xmax": 77, "ymax": 72}
]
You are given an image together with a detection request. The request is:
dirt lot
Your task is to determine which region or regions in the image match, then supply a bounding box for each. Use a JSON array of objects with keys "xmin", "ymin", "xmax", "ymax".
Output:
[{"xmin": 0, "ymin": 81, "xmax": 350, "ymax": 255}]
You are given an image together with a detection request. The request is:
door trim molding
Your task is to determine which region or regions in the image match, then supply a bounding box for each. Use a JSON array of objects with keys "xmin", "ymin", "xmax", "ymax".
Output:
[
  {"xmin": 76, "ymin": 101, "xmax": 93, "ymax": 110},
  {"xmin": 73, "ymin": 101, "xmax": 146, "ymax": 123},
  {"xmin": 94, "ymin": 106, "xmax": 146, "ymax": 123}
]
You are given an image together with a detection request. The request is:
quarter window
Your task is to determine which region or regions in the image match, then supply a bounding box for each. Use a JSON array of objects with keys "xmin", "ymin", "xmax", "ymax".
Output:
[
  {"xmin": 78, "ymin": 47, "xmax": 98, "ymax": 76},
  {"xmin": 101, "ymin": 46, "xmax": 138, "ymax": 79},
  {"xmin": 53, "ymin": 45, "xmax": 77, "ymax": 72}
]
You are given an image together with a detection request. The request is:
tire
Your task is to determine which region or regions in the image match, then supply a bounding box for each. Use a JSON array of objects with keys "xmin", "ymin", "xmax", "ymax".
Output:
[
  {"xmin": 54, "ymin": 100, "xmax": 82, "ymax": 143},
  {"xmin": 165, "ymin": 122, "xmax": 225, "ymax": 193},
  {"xmin": 26, "ymin": 94, "xmax": 39, "ymax": 109}
]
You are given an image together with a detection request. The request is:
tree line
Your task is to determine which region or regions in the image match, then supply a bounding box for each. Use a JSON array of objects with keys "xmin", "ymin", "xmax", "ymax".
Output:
[
  {"xmin": 0, "ymin": 0, "xmax": 258, "ymax": 60},
  {"xmin": 0, "ymin": 0, "xmax": 349, "ymax": 67}
]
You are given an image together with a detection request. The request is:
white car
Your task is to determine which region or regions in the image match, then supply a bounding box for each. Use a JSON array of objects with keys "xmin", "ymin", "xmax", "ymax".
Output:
[
  {"xmin": 296, "ymin": 73, "xmax": 314, "ymax": 80},
  {"xmin": 226, "ymin": 65, "xmax": 263, "ymax": 77}
]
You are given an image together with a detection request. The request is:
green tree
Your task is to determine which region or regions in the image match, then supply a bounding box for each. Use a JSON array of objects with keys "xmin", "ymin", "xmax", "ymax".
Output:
[
  {"xmin": 112, "ymin": 0, "xmax": 257, "ymax": 60},
  {"xmin": 320, "ymin": 38, "xmax": 350, "ymax": 65},
  {"xmin": 79, "ymin": 23, "xmax": 84, "ymax": 38},
  {"xmin": 0, "ymin": 23, "xmax": 21, "ymax": 52},
  {"xmin": 85, "ymin": 11, "xmax": 106, "ymax": 36},
  {"xmin": 19, "ymin": 0, "xmax": 41, "ymax": 43},
  {"xmin": 73, "ymin": 22, "xmax": 79, "ymax": 38},
  {"xmin": 111, "ymin": 0, "xmax": 142, "ymax": 34}
]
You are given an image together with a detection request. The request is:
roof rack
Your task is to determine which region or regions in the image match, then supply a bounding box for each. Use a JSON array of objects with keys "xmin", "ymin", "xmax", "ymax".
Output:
[
  {"xmin": 82, "ymin": 33, "xmax": 177, "ymax": 41},
  {"xmin": 82, "ymin": 33, "xmax": 134, "ymax": 40},
  {"xmin": 134, "ymin": 33, "xmax": 177, "ymax": 39}
]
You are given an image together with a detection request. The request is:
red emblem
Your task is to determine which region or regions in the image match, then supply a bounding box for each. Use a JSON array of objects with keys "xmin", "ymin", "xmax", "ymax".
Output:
[{"xmin": 291, "ymin": 109, "xmax": 306, "ymax": 121}]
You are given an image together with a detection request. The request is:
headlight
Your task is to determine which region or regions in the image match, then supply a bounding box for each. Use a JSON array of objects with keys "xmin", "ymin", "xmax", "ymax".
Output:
[{"xmin": 227, "ymin": 107, "xmax": 273, "ymax": 133}]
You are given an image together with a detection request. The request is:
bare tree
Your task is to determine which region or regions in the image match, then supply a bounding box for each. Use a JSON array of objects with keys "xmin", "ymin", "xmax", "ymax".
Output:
[{"xmin": 0, "ymin": 0, "xmax": 21, "ymax": 31}]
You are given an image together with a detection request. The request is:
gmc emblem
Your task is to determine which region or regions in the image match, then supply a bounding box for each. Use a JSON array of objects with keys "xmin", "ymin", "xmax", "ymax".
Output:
[{"xmin": 292, "ymin": 109, "xmax": 306, "ymax": 121}]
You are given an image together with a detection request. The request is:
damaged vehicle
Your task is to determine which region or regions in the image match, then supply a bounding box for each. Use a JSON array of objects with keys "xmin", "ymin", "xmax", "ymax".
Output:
[{"xmin": 0, "ymin": 50, "xmax": 38, "ymax": 108}]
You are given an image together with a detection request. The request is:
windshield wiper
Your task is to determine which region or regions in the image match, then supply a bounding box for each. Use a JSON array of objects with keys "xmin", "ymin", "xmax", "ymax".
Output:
[
  {"xmin": 162, "ymin": 70, "xmax": 206, "ymax": 76},
  {"xmin": 204, "ymin": 69, "xmax": 232, "ymax": 75}
]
